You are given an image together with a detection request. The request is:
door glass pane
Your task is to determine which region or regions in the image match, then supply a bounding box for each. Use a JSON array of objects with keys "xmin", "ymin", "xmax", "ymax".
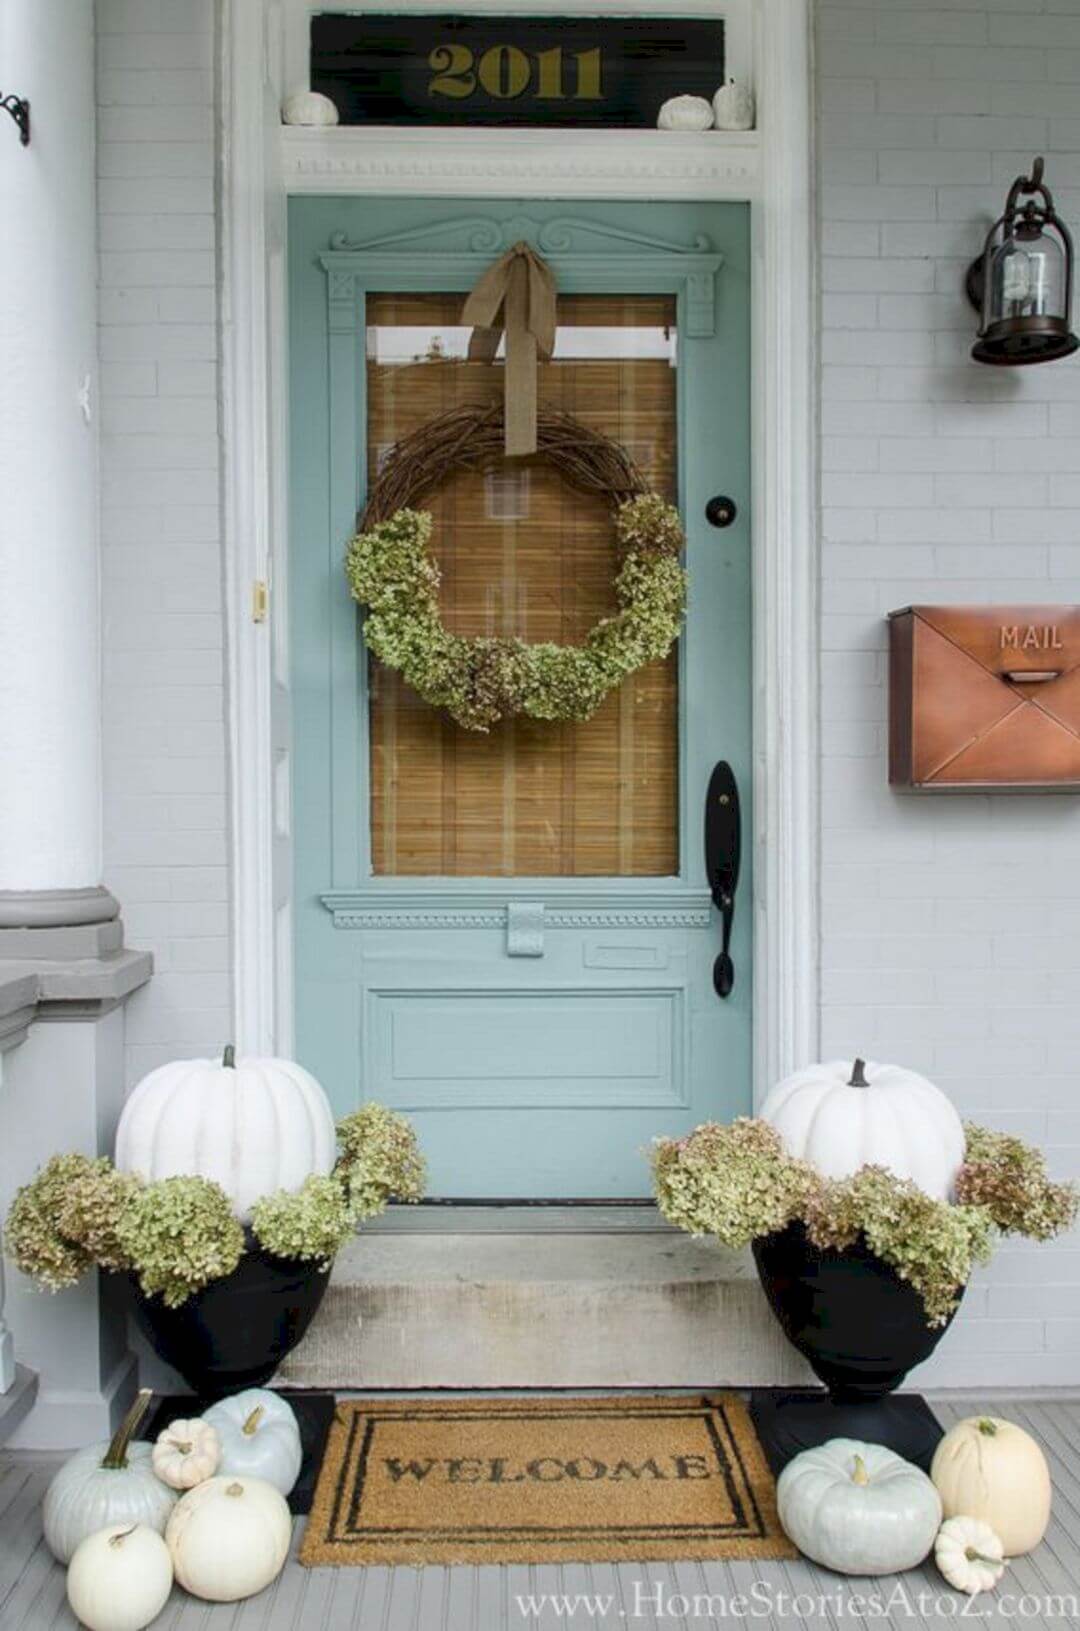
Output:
[{"xmin": 365, "ymin": 291, "xmax": 679, "ymax": 877}]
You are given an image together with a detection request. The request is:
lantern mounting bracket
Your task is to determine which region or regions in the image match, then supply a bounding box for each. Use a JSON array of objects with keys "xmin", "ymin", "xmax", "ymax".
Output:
[{"xmin": 0, "ymin": 94, "xmax": 30, "ymax": 147}]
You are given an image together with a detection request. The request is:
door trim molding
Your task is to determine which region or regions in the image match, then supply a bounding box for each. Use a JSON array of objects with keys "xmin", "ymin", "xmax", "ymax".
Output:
[{"xmin": 221, "ymin": 0, "xmax": 819, "ymax": 1096}]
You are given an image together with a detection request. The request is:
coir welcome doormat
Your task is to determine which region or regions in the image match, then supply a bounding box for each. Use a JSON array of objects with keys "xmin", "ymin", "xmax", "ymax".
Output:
[{"xmin": 300, "ymin": 1394, "xmax": 796, "ymax": 1566}]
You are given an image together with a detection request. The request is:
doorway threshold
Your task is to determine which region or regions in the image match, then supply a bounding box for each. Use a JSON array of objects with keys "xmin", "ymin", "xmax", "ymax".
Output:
[{"xmin": 366, "ymin": 1201, "xmax": 677, "ymax": 1235}]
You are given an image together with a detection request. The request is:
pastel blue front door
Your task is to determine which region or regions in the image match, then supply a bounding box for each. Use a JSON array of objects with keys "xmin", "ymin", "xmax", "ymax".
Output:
[{"xmin": 289, "ymin": 197, "xmax": 751, "ymax": 1198}]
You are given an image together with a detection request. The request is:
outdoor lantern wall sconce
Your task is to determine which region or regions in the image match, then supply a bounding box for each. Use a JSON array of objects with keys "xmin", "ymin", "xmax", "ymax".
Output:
[
  {"xmin": 965, "ymin": 157, "xmax": 1078, "ymax": 365},
  {"xmin": 0, "ymin": 93, "xmax": 30, "ymax": 147}
]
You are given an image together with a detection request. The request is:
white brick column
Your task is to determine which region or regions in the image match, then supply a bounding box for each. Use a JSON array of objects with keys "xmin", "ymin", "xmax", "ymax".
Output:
[{"xmin": 0, "ymin": 0, "xmax": 103, "ymax": 910}]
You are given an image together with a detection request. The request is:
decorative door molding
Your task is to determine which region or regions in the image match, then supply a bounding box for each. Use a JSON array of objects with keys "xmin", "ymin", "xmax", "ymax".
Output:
[{"xmin": 221, "ymin": 0, "xmax": 819, "ymax": 1096}]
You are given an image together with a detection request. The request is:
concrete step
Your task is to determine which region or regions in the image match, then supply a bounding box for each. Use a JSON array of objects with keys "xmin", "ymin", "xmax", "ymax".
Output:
[{"xmin": 276, "ymin": 1224, "xmax": 813, "ymax": 1390}]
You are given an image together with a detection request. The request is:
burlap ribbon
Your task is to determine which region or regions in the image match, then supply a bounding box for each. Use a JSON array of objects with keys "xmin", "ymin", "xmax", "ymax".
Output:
[{"xmin": 462, "ymin": 241, "xmax": 557, "ymax": 456}]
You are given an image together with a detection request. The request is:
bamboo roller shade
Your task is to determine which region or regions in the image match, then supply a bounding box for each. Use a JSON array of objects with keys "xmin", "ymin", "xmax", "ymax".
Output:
[{"xmin": 365, "ymin": 292, "xmax": 679, "ymax": 878}]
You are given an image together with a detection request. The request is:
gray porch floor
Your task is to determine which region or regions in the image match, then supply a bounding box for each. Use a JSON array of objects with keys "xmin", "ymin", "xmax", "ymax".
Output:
[{"xmin": 3, "ymin": 1395, "xmax": 1079, "ymax": 1629}]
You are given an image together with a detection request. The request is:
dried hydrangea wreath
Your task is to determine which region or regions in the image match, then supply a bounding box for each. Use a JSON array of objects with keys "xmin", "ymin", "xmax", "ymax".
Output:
[{"xmin": 345, "ymin": 404, "xmax": 687, "ymax": 733}]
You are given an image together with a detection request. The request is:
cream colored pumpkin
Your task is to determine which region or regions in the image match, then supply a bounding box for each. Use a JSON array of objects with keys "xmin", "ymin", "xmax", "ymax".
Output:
[
  {"xmin": 935, "ymin": 1516, "xmax": 1007, "ymax": 1596},
  {"xmin": 760, "ymin": 1057, "xmax": 966, "ymax": 1200},
  {"xmin": 165, "ymin": 1476, "xmax": 291, "ymax": 1602},
  {"xmin": 152, "ymin": 1419, "xmax": 221, "ymax": 1490},
  {"xmin": 931, "ymin": 1416, "xmax": 1051, "ymax": 1555},
  {"xmin": 66, "ymin": 1524, "xmax": 174, "ymax": 1631},
  {"xmin": 115, "ymin": 1046, "xmax": 336, "ymax": 1222}
]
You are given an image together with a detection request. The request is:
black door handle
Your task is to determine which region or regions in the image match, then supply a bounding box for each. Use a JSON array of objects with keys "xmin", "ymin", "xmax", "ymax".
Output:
[{"xmin": 704, "ymin": 761, "xmax": 741, "ymax": 999}]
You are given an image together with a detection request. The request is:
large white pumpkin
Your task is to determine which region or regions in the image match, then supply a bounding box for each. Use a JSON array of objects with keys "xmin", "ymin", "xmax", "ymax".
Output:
[
  {"xmin": 778, "ymin": 1439, "xmax": 942, "ymax": 1576},
  {"xmin": 115, "ymin": 1047, "xmax": 336, "ymax": 1222},
  {"xmin": 166, "ymin": 1476, "xmax": 291, "ymax": 1602},
  {"xmin": 931, "ymin": 1415, "xmax": 1052, "ymax": 1556},
  {"xmin": 760, "ymin": 1057, "xmax": 965, "ymax": 1201}
]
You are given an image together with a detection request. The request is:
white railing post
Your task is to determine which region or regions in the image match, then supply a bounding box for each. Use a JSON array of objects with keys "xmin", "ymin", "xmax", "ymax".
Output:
[{"xmin": 0, "ymin": 1235, "xmax": 15, "ymax": 1393}]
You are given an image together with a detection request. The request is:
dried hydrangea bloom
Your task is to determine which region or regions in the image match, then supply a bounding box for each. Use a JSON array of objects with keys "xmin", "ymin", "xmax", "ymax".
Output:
[
  {"xmin": 335, "ymin": 1102, "xmax": 427, "ymax": 1221},
  {"xmin": 957, "ymin": 1122, "xmax": 1079, "ymax": 1240},
  {"xmin": 344, "ymin": 494, "xmax": 686, "ymax": 732},
  {"xmin": 251, "ymin": 1175, "xmax": 355, "ymax": 1270},
  {"xmin": 116, "ymin": 1176, "xmax": 244, "ymax": 1308},
  {"xmin": 3, "ymin": 1154, "xmax": 106, "ymax": 1292},
  {"xmin": 805, "ymin": 1165, "xmax": 992, "ymax": 1328},
  {"xmin": 651, "ymin": 1117, "xmax": 817, "ymax": 1249}
]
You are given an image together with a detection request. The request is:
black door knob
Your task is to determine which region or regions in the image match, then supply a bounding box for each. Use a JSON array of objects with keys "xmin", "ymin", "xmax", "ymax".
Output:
[{"xmin": 706, "ymin": 495, "xmax": 737, "ymax": 528}]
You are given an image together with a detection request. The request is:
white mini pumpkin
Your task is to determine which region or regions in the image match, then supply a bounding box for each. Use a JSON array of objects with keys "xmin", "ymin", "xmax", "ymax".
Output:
[
  {"xmin": 166, "ymin": 1476, "xmax": 291, "ymax": 1602},
  {"xmin": 777, "ymin": 1439, "xmax": 942, "ymax": 1576},
  {"xmin": 152, "ymin": 1419, "xmax": 221, "ymax": 1490},
  {"xmin": 935, "ymin": 1516, "xmax": 1007, "ymax": 1596},
  {"xmin": 281, "ymin": 89, "xmax": 339, "ymax": 127},
  {"xmin": 657, "ymin": 95, "xmax": 714, "ymax": 131},
  {"xmin": 760, "ymin": 1057, "xmax": 966, "ymax": 1201},
  {"xmin": 115, "ymin": 1046, "xmax": 336, "ymax": 1222},
  {"xmin": 712, "ymin": 76, "xmax": 755, "ymax": 131},
  {"xmin": 931, "ymin": 1416, "xmax": 1051, "ymax": 1556},
  {"xmin": 44, "ymin": 1390, "xmax": 178, "ymax": 1566},
  {"xmin": 202, "ymin": 1389, "xmax": 302, "ymax": 1497},
  {"xmin": 66, "ymin": 1523, "xmax": 174, "ymax": 1631}
]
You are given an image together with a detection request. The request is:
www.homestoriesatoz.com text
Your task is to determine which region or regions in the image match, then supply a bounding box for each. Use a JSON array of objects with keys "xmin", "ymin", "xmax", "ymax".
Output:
[{"xmin": 514, "ymin": 1580, "xmax": 1080, "ymax": 1621}]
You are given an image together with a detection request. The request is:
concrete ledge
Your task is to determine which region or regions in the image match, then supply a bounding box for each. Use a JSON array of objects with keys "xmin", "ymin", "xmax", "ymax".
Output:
[
  {"xmin": 0, "ymin": 949, "xmax": 153, "ymax": 1038},
  {"xmin": 0, "ymin": 1366, "xmax": 39, "ymax": 1446},
  {"xmin": 277, "ymin": 1232, "xmax": 814, "ymax": 1390}
]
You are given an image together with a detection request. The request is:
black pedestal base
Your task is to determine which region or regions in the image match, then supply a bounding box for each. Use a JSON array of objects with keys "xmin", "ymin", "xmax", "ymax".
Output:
[
  {"xmin": 143, "ymin": 1390, "xmax": 336, "ymax": 1515},
  {"xmin": 750, "ymin": 1389, "xmax": 944, "ymax": 1476}
]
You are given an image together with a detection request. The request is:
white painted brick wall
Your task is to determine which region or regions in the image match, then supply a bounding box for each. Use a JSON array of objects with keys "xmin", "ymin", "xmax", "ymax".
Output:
[
  {"xmin": 97, "ymin": 0, "xmax": 232, "ymax": 1084},
  {"xmin": 93, "ymin": 0, "xmax": 1079, "ymax": 1385},
  {"xmin": 819, "ymin": 0, "xmax": 1080, "ymax": 1386}
]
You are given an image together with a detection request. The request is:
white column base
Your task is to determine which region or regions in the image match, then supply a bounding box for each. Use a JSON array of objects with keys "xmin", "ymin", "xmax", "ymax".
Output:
[
  {"xmin": 6, "ymin": 1356, "xmax": 136, "ymax": 1453},
  {"xmin": 0, "ymin": 1324, "xmax": 14, "ymax": 1393},
  {"xmin": 0, "ymin": 1364, "xmax": 38, "ymax": 1446}
]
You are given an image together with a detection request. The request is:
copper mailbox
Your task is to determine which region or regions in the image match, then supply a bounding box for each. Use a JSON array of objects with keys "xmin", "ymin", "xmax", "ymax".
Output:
[{"xmin": 889, "ymin": 605, "xmax": 1080, "ymax": 789}]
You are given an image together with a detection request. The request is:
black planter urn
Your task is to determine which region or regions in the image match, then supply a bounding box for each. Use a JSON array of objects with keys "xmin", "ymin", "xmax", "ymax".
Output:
[
  {"xmin": 129, "ymin": 1236, "xmax": 330, "ymax": 1399},
  {"xmin": 752, "ymin": 1221, "xmax": 962, "ymax": 1403}
]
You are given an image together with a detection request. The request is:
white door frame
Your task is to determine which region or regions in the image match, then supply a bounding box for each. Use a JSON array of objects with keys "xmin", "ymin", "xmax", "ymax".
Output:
[{"xmin": 221, "ymin": 0, "xmax": 818, "ymax": 1100}]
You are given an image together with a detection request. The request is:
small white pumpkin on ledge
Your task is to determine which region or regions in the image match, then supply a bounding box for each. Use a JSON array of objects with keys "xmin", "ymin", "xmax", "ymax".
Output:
[
  {"xmin": 282, "ymin": 89, "xmax": 339, "ymax": 127},
  {"xmin": 935, "ymin": 1516, "xmax": 1007, "ymax": 1596},
  {"xmin": 712, "ymin": 76, "xmax": 755, "ymax": 131},
  {"xmin": 657, "ymin": 94, "xmax": 714, "ymax": 132},
  {"xmin": 778, "ymin": 1439, "xmax": 942, "ymax": 1576}
]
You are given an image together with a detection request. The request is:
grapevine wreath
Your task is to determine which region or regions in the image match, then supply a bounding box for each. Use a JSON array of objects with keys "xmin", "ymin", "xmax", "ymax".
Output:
[{"xmin": 344, "ymin": 403, "xmax": 687, "ymax": 733}]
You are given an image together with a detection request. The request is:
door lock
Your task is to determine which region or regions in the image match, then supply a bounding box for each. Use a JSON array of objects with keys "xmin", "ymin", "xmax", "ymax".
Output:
[
  {"xmin": 705, "ymin": 494, "xmax": 738, "ymax": 528},
  {"xmin": 704, "ymin": 760, "xmax": 741, "ymax": 999}
]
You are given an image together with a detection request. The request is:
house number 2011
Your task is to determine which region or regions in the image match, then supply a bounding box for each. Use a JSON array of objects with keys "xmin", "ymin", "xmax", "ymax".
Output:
[{"xmin": 428, "ymin": 44, "xmax": 603, "ymax": 101}]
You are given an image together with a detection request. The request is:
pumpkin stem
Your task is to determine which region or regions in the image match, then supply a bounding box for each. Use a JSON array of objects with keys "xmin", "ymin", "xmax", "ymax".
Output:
[
  {"xmin": 851, "ymin": 1454, "xmax": 870, "ymax": 1486},
  {"xmin": 223, "ymin": 1043, "xmax": 236, "ymax": 1069},
  {"xmin": 965, "ymin": 1547, "xmax": 1006, "ymax": 1567},
  {"xmin": 226, "ymin": 1481, "xmax": 245, "ymax": 1497},
  {"xmin": 976, "ymin": 1418, "xmax": 999, "ymax": 1436},
  {"xmin": 242, "ymin": 1406, "xmax": 265, "ymax": 1437},
  {"xmin": 848, "ymin": 1058, "xmax": 869, "ymax": 1089},
  {"xmin": 101, "ymin": 1388, "xmax": 154, "ymax": 1470},
  {"xmin": 108, "ymin": 1526, "xmax": 139, "ymax": 1549}
]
